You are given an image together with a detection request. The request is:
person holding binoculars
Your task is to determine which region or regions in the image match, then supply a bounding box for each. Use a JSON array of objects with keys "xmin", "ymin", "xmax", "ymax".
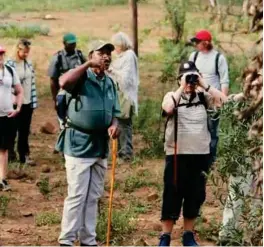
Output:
[{"xmin": 158, "ymin": 61, "xmax": 227, "ymax": 246}]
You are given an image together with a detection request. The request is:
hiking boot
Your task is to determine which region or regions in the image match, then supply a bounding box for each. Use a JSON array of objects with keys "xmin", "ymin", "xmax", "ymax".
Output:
[
  {"xmin": 0, "ymin": 179, "xmax": 11, "ymax": 191},
  {"xmin": 182, "ymin": 231, "xmax": 199, "ymax": 246},
  {"xmin": 158, "ymin": 233, "xmax": 171, "ymax": 246}
]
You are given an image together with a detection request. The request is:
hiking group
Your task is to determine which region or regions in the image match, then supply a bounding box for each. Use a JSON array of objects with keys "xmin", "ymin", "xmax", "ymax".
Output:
[{"xmin": 0, "ymin": 30, "xmax": 249, "ymax": 246}]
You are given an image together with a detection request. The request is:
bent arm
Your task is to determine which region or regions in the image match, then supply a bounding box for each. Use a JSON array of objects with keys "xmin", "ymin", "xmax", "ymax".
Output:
[
  {"xmin": 14, "ymin": 84, "xmax": 23, "ymax": 111},
  {"xmin": 59, "ymin": 61, "xmax": 92, "ymax": 91},
  {"xmin": 162, "ymin": 86, "xmax": 184, "ymax": 115}
]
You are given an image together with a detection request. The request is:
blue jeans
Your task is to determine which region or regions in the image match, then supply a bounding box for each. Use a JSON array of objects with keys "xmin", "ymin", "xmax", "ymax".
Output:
[{"xmin": 209, "ymin": 118, "xmax": 219, "ymax": 165}]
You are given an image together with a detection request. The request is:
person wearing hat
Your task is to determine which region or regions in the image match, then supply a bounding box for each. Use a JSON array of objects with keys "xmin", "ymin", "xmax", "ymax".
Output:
[
  {"xmin": 0, "ymin": 46, "xmax": 23, "ymax": 191},
  {"xmin": 48, "ymin": 33, "xmax": 86, "ymax": 130},
  {"xmin": 189, "ymin": 29, "xmax": 230, "ymax": 166},
  {"xmin": 158, "ymin": 61, "xmax": 226, "ymax": 246},
  {"xmin": 6, "ymin": 39, "xmax": 38, "ymax": 165},
  {"xmin": 56, "ymin": 40, "xmax": 120, "ymax": 246}
]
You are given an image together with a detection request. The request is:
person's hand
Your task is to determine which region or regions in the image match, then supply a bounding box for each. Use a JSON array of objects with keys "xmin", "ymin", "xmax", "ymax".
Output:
[
  {"xmin": 8, "ymin": 108, "xmax": 20, "ymax": 118},
  {"xmin": 197, "ymin": 73, "xmax": 208, "ymax": 89},
  {"xmin": 179, "ymin": 73, "xmax": 188, "ymax": 88},
  {"xmin": 87, "ymin": 57, "xmax": 104, "ymax": 69},
  {"xmin": 108, "ymin": 124, "xmax": 119, "ymax": 139}
]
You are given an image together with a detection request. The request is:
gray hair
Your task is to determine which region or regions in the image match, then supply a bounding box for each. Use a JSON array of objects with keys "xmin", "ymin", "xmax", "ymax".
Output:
[{"xmin": 111, "ymin": 32, "xmax": 133, "ymax": 51}]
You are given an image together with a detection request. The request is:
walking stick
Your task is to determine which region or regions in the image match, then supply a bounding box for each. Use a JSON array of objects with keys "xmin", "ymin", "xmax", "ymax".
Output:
[
  {"xmin": 172, "ymin": 98, "xmax": 178, "ymax": 186},
  {"xmin": 106, "ymin": 138, "xmax": 117, "ymax": 246}
]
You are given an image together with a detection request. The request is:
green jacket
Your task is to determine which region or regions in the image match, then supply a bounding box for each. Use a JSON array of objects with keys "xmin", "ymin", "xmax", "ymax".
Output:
[{"xmin": 56, "ymin": 68, "xmax": 120, "ymax": 158}]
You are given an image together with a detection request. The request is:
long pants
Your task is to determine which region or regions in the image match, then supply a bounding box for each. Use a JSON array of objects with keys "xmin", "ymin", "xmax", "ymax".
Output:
[
  {"xmin": 118, "ymin": 118, "xmax": 133, "ymax": 160},
  {"xmin": 209, "ymin": 118, "xmax": 219, "ymax": 165},
  {"xmin": 59, "ymin": 155, "xmax": 107, "ymax": 246},
  {"xmin": 218, "ymin": 174, "xmax": 253, "ymax": 240},
  {"xmin": 9, "ymin": 104, "xmax": 33, "ymax": 163}
]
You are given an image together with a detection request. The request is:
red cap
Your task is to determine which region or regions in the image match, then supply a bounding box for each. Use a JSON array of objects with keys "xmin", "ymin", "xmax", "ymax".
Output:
[
  {"xmin": 191, "ymin": 30, "xmax": 212, "ymax": 42},
  {"xmin": 0, "ymin": 46, "xmax": 6, "ymax": 54}
]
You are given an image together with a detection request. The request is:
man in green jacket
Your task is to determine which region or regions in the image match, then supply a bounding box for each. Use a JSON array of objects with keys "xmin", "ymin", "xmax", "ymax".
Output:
[{"xmin": 56, "ymin": 40, "xmax": 120, "ymax": 246}]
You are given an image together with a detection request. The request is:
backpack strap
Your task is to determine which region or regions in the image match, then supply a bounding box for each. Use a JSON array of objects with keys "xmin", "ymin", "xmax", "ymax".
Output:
[
  {"xmin": 193, "ymin": 51, "xmax": 199, "ymax": 64},
  {"xmin": 77, "ymin": 50, "xmax": 86, "ymax": 64},
  {"xmin": 56, "ymin": 50, "xmax": 64, "ymax": 74},
  {"xmin": 215, "ymin": 52, "xmax": 221, "ymax": 77},
  {"xmin": 197, "ymin": 92, "xmax": 208, "ymax": 109},
  {"xmin": 5, "ymin": 64, "xmax": 14, "ymax": 85}
]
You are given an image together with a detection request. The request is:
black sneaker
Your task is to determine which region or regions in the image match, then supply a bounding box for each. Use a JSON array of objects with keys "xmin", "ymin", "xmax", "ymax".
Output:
[
  {"xmin": 0, "ymin": 179, "xmax": 11, "ymax": 191},
  {"xmin": 182, "ymin": 231, "xmax": 199, "ymax": 246},
  {"xmin": 158, "ymin": 233, "xmax": 171, "ymax": 246}
]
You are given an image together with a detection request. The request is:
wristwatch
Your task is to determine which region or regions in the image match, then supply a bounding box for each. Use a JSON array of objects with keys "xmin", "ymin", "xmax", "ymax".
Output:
[{"xmin": 205, "ymin": 85, "xmax": 211, "ymax": 92}]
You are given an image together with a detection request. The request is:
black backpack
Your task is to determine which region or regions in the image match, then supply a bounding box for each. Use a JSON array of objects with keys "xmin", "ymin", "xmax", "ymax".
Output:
[
  {"xmin": 193, "ymin": 51, "xmax": 221, "ymax": 77},
  {"xmin": 56, "ymin": 49, "xmax": 86, "ymax": 75}
]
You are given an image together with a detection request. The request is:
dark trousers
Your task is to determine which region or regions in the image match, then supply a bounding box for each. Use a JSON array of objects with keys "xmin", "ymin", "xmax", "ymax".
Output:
[
  {"xmin": 118, "ymin": 118, "xmax": 133, "ymax": 160},
  {"xmin": 161, "ymin": 154, "xmax": 210, "ymax": 222},
  {"xmin": 10, "ymin": 104, "xmax": 33, "ymax": 163},
  {"xmin": 209, "ymin": 118, "xmax": 220, "ymax": 165}
]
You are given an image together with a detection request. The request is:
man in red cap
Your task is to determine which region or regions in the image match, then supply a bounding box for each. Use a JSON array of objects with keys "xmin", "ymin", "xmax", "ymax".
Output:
[{"xmin": 189, "ymin": 29, "xmax": 229, "ymax": 166}]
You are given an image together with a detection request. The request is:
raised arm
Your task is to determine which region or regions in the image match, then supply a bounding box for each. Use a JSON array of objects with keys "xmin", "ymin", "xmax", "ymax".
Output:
[
  {"xmin": 59, "ymin": 58, "xmax": 103, "ymax": 91},
  {"xmin": 162, "ymin": 76, "xmax": 187, "ymax": 115}
]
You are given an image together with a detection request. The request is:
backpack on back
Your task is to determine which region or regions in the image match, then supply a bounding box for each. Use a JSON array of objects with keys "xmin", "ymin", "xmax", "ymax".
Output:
[
  {"xmin": 56, "ymin": 50, "xmax": 86, "ymax": 125},
  {"xmin": 193, "ymin": 51, "xmax": 221, "ymax": 77}
]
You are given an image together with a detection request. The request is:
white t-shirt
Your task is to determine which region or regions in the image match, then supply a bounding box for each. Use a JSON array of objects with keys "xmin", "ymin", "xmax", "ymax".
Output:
[
  {"xmin": 0, "ymin": 66, "xmax": 20, "ymax": 117},
  {"xmin": 189, "ymin": 49, "xmax": 229, "ymax": 91},
  {"xmin": 16, "ymin": 60, "xmax": 33, "ymax": 104}
]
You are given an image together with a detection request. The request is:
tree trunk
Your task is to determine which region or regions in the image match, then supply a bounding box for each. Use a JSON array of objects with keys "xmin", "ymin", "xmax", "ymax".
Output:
[{"xmin": 130, "ymin": 0, "xmax": 138, "ymax": 56}]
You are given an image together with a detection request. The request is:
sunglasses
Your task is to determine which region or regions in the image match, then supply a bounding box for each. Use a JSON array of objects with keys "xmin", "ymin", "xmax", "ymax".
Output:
[{"xmin": 20, "ymin": 40, "xmax": 31, "ymax": 46}]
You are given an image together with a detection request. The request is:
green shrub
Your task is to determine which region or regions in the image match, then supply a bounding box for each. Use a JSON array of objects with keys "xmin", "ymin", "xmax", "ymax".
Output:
[
  {"xmin": 96, "ymin": 206, "xmax": 136, "ymax": 245},
  {"xmin": 35, "ymin": 211, "xmax": 61, "ymax": 226},
  {"xmin": 0, "ymin": 0, "xmax": 127, "ymax": 12},
  {"xmin": 0, "ymin": 195, "xmax": 10, "ymax": 216},
  {"xmin": 0, "ymin": 23, "xmax": 49, "ymax": 38},
  {"xmin": 37, "ymin": 175, "xmax": 51, "ymax": 198}
]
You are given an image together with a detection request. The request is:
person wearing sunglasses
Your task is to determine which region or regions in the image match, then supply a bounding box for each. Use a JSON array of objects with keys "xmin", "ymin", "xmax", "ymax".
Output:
[
  {"xmin": 6, "ymin": 39, "xmax": 38, "ymax": 165},
  {"xmin": 189, "ymin": 30, "xmax": 230, "ymax": 166},
  {"xmin": 0, "ymin": 46, "xmax": 23, "ymax": 191}
]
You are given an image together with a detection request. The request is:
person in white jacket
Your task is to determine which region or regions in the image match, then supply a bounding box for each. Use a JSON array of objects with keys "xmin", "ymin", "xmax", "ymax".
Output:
[{"xmin": 108, "ymin": 32, "xmax": 139, "ymax": 162}]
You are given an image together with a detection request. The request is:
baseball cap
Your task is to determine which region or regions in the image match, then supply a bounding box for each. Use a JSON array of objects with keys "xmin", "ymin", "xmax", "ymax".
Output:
[
  {"xmin": 190, "ymin": 30, "xmax": 212, "ymax": 42},
  {"xmin": 63, "ymin": 33, "xmax": 77, "ymax": 44},
  {"xmin": 0, "ymin": 46, "xmax": 6, "ymax": 54},
  {"xmin": 88, "ymin": 40, "xmax": 115, "ymax": 54},
  {"xmin": 178, "ymin": 61, "xmax": 199, "ymax": 78}
]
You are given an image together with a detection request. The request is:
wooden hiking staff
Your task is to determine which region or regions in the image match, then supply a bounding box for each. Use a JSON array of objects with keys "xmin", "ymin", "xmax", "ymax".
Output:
[{"xmin": 106, "ymin": 138, "xmax": 118, "ymax": 246}]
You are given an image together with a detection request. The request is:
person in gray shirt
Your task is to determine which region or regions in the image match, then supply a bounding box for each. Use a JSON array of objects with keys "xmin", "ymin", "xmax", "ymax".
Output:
[{"xmin": 189, "ymin": 29, "xmax": 229, "ymax": 165}]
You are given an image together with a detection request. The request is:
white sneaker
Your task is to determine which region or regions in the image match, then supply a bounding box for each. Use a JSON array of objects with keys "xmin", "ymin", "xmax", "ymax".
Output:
[{"xmin": 0, "ymin": 179, "xmax": 11, "ymax": 191}]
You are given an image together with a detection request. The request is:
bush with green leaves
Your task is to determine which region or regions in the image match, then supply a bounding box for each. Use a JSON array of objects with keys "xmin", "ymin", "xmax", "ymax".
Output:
[
  {"xmin": 0, "ymin": 0, "xmax": 127, "ymax": 12},
  {"xmin": 164, "ymin": 0, "xmax": 186, "ymax": 43},
  {"xmin": 213, "ymin": 100, "xmax": 263, "ymax": 245},
  {"xmin": 35, "ymin": 211, "xmax": 61, "ymax": 226},
  {"xmin": 0, "ymin": 23, "xmax": 49, "ymax": 38},
  {"xmin": 96, "ymin": 206, "xmax": 136, "ymax": 245},
  {"xmin": 0, "ymin": 195, "xmax": 10, "ymax": 217}
]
